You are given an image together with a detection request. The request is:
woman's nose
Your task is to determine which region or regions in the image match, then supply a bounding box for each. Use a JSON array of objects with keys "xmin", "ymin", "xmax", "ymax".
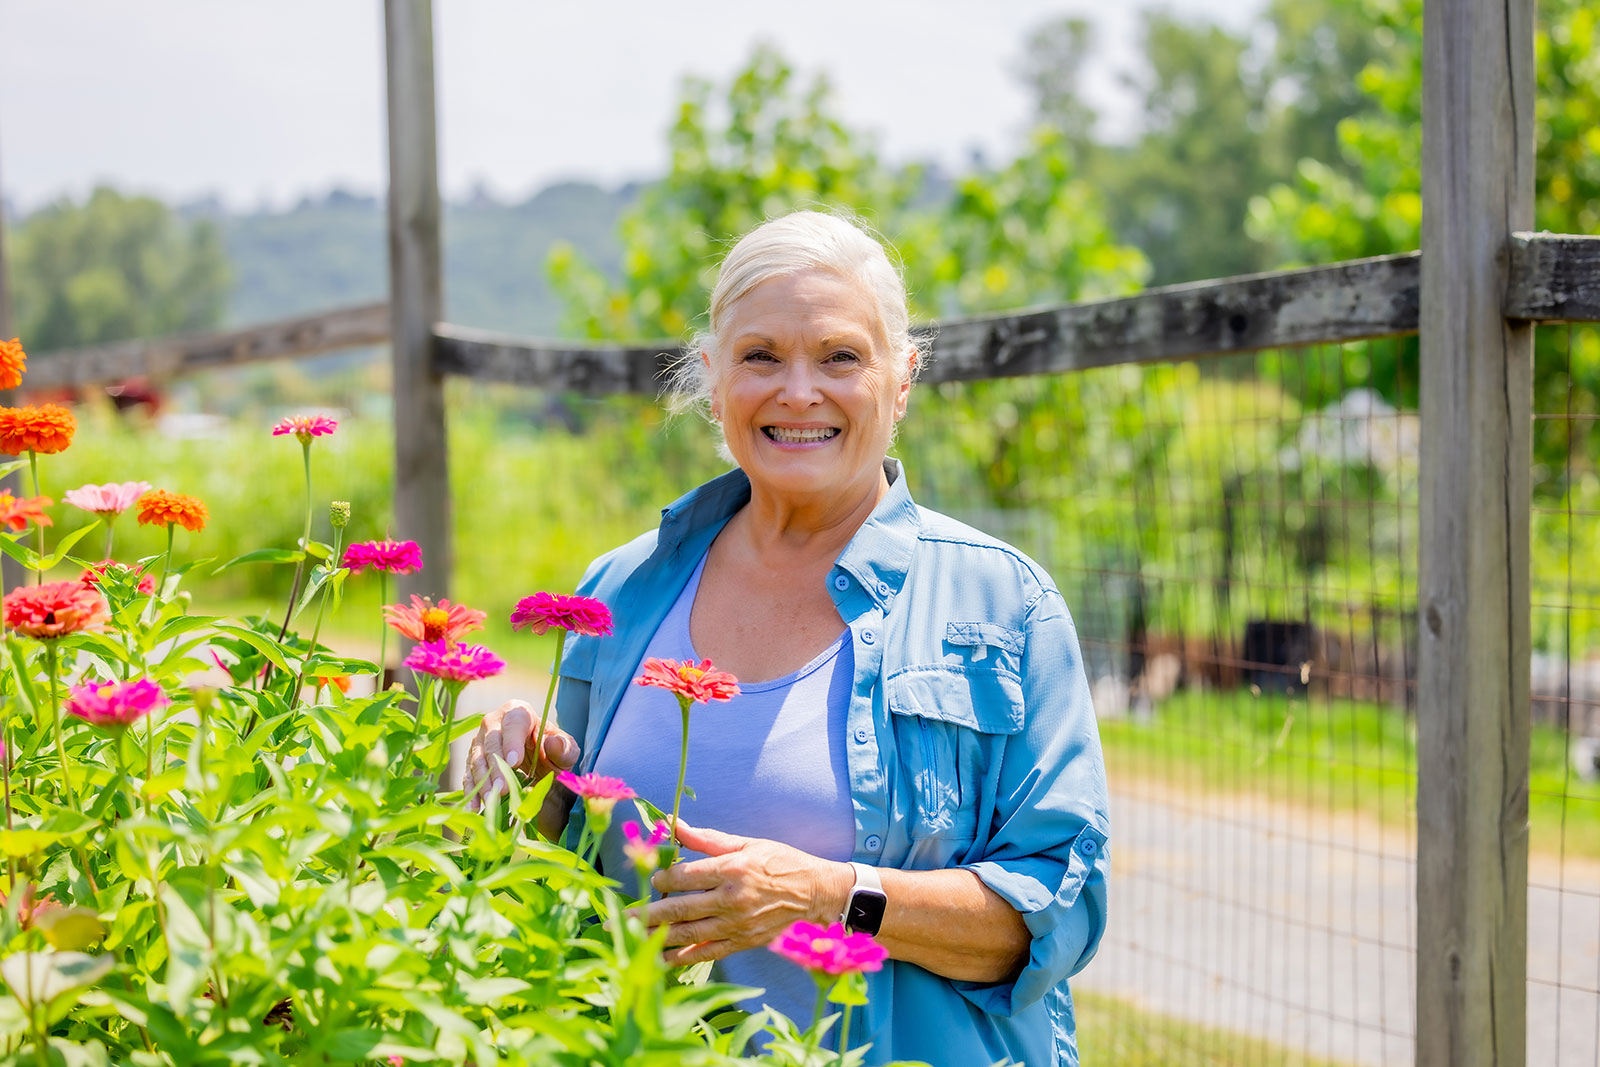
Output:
[{"xmin": 776, "ymin": 361, "xmax": 823, "ymax": 406}]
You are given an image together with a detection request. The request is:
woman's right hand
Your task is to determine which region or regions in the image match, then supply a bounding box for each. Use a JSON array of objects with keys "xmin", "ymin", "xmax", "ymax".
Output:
[{"xmin": 465, "ymin": 700, "xmax": 580, "ymax": 832}]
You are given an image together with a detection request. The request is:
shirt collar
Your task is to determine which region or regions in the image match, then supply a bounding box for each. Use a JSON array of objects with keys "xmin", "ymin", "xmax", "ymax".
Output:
[{"xmin": 657, "ymin": 458, "xmax": 922, "ymax": 610}]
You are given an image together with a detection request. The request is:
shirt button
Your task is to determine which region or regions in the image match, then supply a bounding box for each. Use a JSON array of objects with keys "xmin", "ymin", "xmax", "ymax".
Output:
[
  {"xmin": 861, "ymin": 629, "xmax": 876, "ymax": 645},
  {"xmin": 833, "ymin": 575, "xmax": 850, "ymax": 591},
  {"xmin": 876, "ymin": 580, "xmax": 891, "ymax": 597},
  {"xmin": 864, "ymin": 835, "xmax": 882, "ymax": 852},
  {"xmin": 853, "ymin": 727, "xmax": 870, "ymax": 743},
  {"xmin": 1079, "ymin": 837, "xmax": 1099, "ymax": 856}
]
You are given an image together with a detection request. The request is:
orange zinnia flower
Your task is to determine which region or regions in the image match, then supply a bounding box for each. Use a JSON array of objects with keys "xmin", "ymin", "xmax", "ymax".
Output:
[
  {"xmin": 0, "ymin": 404, "xmax": 75, "ymax": 456},
  {"xmin": 635, "ymin": 657, "xmax": 741, "ymax": 705},
  {"xmin": 136, "ymin": 490, "xmax": 208, "ymax": 532},
  {"xmin": 0, "ymin": 339, "xmax": 26, "ymax": 391},
  {"xmin": 0, "ymin": 490, "xmax": 52, "ymax": 532}
]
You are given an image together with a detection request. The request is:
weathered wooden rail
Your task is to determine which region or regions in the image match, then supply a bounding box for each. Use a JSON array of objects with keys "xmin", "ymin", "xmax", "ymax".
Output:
[{"xmin": 26, "ymin": 234, "xmax": 1600, "ymax": 394}]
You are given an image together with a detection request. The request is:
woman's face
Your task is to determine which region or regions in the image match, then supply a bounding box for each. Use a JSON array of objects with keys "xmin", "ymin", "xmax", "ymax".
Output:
[{"xmin": 707, "ymin": 269, "xmax": 911, "ymax": 506}]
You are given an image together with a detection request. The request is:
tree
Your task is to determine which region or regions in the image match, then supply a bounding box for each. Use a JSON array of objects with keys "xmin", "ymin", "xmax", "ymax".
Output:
[{"xmin": 10, "ymin": 187, "xmax": 231, "ymax": 351}]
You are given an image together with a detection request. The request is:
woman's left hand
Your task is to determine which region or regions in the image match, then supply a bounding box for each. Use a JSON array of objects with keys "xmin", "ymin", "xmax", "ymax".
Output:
[{"xmin": 642, "ymin": 820, "xmax": 850, "ymax": 967}]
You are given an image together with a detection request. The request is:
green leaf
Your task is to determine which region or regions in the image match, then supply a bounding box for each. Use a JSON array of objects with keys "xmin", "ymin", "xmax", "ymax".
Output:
[
  {"xmin": 34, "ymin": 907, "xmax": 106, "ymax": 952},
  {"xmin": 212, "ymin": 623, "xmax": 293, "ymax": 673},
  {"xmin": 38, "ymin": 521, "xmax": 102, "ymax": 570},
  {"xmin": 0, "ymin": 951, "xmax": 112, "ymax": 1010},
  {"xmin": 0, "ymin": 533, "xmax": 40, "ymax": 568},
  {"xmin": 211, "ymin": 548, "xmax": 303, "ymax": 575}
]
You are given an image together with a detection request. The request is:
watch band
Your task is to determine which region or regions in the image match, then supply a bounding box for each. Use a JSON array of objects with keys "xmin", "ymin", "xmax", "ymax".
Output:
[{"xmin": 841, "ymin": 861, "xmax": 887, "ymax": 935}]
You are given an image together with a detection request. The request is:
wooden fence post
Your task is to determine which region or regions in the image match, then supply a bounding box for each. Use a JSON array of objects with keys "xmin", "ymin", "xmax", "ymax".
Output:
[
  {"xmin": 383, "ymin": 0, "xmax": 450, "ymax": 625},
  {"xmin": 0, "ymin": 122, "xmax": 25, "ymax": 594},
  {"xmin": 1416, "ymin": 0, "xmax": 1534, "ymax": 1059}
]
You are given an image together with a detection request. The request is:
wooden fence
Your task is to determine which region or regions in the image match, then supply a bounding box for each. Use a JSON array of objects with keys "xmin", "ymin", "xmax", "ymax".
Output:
[{"xmin": 4, "ymin": 0, "xmax": 1598, "ymax": 1061}]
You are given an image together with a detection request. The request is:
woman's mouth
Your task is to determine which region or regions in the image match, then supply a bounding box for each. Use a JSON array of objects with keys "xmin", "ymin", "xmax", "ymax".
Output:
[{"xmin": 763, "ymin": 427, "xmax": 839, "ymax": 444}]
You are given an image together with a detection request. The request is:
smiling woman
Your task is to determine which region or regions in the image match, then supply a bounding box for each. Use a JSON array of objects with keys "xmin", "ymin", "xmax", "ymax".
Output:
[{"xmin": 466, "ymin": 211, "xmax": 1110, "ymax": 1067}]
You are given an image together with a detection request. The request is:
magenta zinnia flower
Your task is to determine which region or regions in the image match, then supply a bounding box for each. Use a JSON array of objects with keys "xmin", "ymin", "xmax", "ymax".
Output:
[
  {"xmin": 403, "ymin": 639, "xmax": 504, "ymax": 684},
  {"xmin": 65, "ymin": 678, "xmax": 170, "ymax": 728},
  {"xmin": 64, "ymin": 480, "xmax": 151, "ymax": 519},
  {"xmin": 342, "ymin": 539, "xmax": 423, "ymax": 575},
  {"xmin": 271, "ymin": 414, "xmax": 338, "ymax": 443},
  {"xmin": 510, "ymin": 592, "xmax": 614, "ymax": 637},
  {"xmin": 622, "ymin": 819, "xmax": 674, "ymax": 872},
  {"xmin": 770, "ymin": 920, "xmax": 889, "ymax": 976}
]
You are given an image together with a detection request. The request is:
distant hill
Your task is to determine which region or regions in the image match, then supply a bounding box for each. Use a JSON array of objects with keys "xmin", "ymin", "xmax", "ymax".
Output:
[{"xmin": 217, "ymin": 180, "xmax": 637, "ymax": 337}]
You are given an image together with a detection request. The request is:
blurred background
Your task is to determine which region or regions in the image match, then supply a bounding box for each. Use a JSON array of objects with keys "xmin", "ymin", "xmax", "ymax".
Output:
[{"xmin": 4, "ymin": 1, "xmax": 1600, "ymax": 1062}]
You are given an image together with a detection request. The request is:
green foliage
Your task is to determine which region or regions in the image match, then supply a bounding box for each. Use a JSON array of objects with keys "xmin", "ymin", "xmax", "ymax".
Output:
[
  {"xmin": 0, "ymin": 434, "xmax": 900, "ymax": 1065},
  {"xmin": 10, "ymin": 189, "xmax": 230, "ymax": 351}
]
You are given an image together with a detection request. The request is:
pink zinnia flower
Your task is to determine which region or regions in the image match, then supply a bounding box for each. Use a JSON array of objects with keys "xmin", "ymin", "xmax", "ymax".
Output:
[
  {"xmin": 383, "ymin": 595, "xmax": 486, "ymax": 644},
  {"xmin": 403, "ymin": 639, "xmax": 504, "ymax": 684},
  {"xmin": 635, "ymin": 658, "xmax": 741, "ymax": 705},
  {"xmin": 64, "ymin": 481, "xmax": 150, "ymax": 519},
  {"xmin": 342, "ymin": 539, "xmax": 423, "ymax": 575},
  {"xmin": 3, "ymin": 581, "xmax": 109, "ymax": 639},
  {"xmin": 510, "ymin": 592, "xmax": 614, "ymax": 637},
  {"xmin": 80, "ymin": 559, "xmax": 156, "ymax": 596},
  {"xmin": 271, "ymin": 414, "xmax": 338, "ymax": 443},
  {"xmin": 770, "ymin": 920, "xmax": 889, "ymax": 976},
  {"xmin": 556, "ymin": 771, "xmax": 636, "ymax": 805},
  {"xmin": 622, "ymin": 819, "xmax": 674, "ymax": 873},
  {"xmin": 65, "ymin": 678, "xmax": 170, "ymax": 728}
]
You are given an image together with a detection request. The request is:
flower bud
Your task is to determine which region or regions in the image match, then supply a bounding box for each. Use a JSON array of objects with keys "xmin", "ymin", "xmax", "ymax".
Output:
[{"xmin": 329, "ymin": 501, "xmax": 351, "ymax": 529}]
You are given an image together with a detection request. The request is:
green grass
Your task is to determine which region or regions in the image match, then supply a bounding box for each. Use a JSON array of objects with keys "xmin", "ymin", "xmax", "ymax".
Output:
[
  {"xmin": 1075, "ymin": 991, "xmax": 1350, "ymax": 1067},
  {"xmin": 1099, "ymin": 687, "xmax": 1600, "ymax": 860}
]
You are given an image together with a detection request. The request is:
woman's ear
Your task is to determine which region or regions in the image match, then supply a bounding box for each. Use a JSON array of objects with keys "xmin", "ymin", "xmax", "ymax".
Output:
[
  {"xmin": 894, "ymin": 349, "xmax": 917, "ymax": 421},
  {"xmin": 702, "ymin": 349, "xmax": 721, "ymax": 420}
]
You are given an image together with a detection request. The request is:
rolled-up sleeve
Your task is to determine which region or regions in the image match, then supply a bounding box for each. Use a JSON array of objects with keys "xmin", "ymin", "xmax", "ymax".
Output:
[{"xmin": 956, "ymin": 587, "xmax": 1110, "ymax": 1017}]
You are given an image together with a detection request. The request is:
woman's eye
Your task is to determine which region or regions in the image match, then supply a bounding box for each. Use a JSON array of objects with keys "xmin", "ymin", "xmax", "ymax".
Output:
[
  {"xmin": 827, "ymin": 350, "xmax": 859, "ymax": 363},
  {"xmin": 743, "ymin": 350, "xmax": 776, "ymax": 363}
]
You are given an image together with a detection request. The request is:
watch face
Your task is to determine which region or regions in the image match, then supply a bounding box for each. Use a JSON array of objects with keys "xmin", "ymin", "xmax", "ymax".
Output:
[{"xmin": 846, "ymin": 890, "xmax": 887, "ymax": 936}]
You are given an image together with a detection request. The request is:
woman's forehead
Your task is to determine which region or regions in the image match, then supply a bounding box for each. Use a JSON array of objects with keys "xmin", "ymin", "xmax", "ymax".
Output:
[{"xmin": 718, "ymin": 269, "xmax": 890, "ymax": 349}]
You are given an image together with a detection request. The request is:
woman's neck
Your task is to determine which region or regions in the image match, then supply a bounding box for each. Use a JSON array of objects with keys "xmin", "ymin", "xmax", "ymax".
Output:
[{"xmin": 729, "ymin": 466, "xmax": 890, "ymax": 564}]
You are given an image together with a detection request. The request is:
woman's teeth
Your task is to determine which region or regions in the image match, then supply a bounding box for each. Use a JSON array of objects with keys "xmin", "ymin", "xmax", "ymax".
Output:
[{"xmin": 765, "ymin": 427, "xmax": 839, "ymax": 443}]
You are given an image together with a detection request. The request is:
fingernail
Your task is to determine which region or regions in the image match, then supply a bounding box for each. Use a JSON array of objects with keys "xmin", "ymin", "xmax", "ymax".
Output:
[{"xmin": 505, "ymin": 750, "xmax": 521, "ymax": 766}]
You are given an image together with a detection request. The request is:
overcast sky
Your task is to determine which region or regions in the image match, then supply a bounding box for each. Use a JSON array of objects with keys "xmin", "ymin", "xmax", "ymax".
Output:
[{"xmin": 0, "ymin": 1, "xmax": 1259, "ymax": 213}]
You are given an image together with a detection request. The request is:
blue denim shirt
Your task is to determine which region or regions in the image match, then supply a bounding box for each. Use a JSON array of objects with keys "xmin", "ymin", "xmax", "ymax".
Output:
[{"xmin": 555, "ymin": 459, "xmax": 1110, "ymax": 1067}]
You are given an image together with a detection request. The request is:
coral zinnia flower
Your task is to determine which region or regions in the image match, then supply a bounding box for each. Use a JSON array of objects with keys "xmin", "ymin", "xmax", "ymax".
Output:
[
  {"xmin": 0, "ymin": 490, "xmax": 51, "ymax": 532},
  {"xmin": 383, "ymin": 595, "xmax": 486, "ymax": 644},
  {"xmin": 555, "ymin": 770, "xmax": 636, "ymax": 805},
  {"xmin": 64, "ymin": 481, "xmax": 151, "ymax": 518},
  {"xmin": 0, "ymin": 339, "xmax": 26, "ymax": 391},
  {"xmin": 769, "ymin": 920, "xmax": 889, "ymax": 976},
  {"xmin": 342, "ymin": 539, "xmax": 422, "ymax": 575},
  {"xmin": 65, "ymin": 678, "xmax": 169, "ymax": 728},
  {"xmin": 0, "ymin": 404, "xmax": 75, "ymax": 455},
  {"xmin": 510, "ymin": 592, "xmax": 614, "ymax": 637},
  {"xmin": 136, "ymin": 490, "xmax": 208, "ymax": 532},
  {"xmin": 271, "ymin": 414, "xmax": 338, "ymax": 443},
  {"xmin": 403, "ymin": 639, "xmax": 504, "ymax": 684},
  {"xmin": 635, "ymin": 658, "xmax": 741, "ymax": 705},
  {"xmin": 80, "ymin": 559, "xmax": 156, "ymax": 596},
  {"xmin": 3, "ymin": 580, "xmax": 109, "ymax": 639}
]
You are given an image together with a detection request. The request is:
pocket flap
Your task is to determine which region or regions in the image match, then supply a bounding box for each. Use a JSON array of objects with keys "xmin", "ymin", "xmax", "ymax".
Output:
[
  {"xmin": 560, "ymin": 633, "xmax": 601, "ymax": 682},
  {"xmin": 887, "ymin": 667, "xmax": 1024, "ymax": 734},
  {"xmin": 944, "ymin": 622, "xmax": 1025, "ymax": 656}
]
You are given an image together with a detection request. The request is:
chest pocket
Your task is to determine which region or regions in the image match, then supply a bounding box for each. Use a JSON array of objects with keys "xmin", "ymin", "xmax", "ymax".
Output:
[{"xmin": 886, "ymin": 665, "xmax": 1024, "ymax": 842}]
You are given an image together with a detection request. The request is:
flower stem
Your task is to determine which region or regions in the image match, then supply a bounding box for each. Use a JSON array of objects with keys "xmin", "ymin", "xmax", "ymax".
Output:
[
  {"xmin": 812, "ymin": 983, "xmax": 828, "ymax": 1046},
  {"xmin": 44, "ymin": 643, "xmax": 76, "ymax": 812},
  {"xmin": 400, "ymin": 675, "xmax": 435, "ymax": 772},
  {"xmin": 534, "ymin": 628, "xmax": 567, "ymax": 755},
  {"xmin": 669, "ymin": 697, "xmax": 691, "ymax": 844},
  {"xmin": 837, "ymin": 1002, "xmax": 854, "ymax": 1064},
  {"xmin": 103, "ymin": 514, "xmax": 116, "ymax": 560},
  {"xmin": 156, "ymin": 523, "xmax": 174, "ymax": 599},
  {"xmin": 376, "ymin": 573, "xmax": 389, "ymax": 689},
  {"xmin": 144, "ymin": 707, "xmax": 155, "ymax": 818},
  {"xmin": 27, "ymin": 451, "xmax": 41, "ymax": 585},
  {"xmin": 293, "ymin": 527, "xmax": 344, "ymax": 698},
  {"xmin": 276, "ymin": 442, "xmax": 314, "ymax": 642}
]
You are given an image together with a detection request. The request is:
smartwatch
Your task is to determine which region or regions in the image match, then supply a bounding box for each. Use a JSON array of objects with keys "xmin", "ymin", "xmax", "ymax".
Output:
[{"xmin": 841, "ymin": 861, "xmax": 887, "ymax": 935}]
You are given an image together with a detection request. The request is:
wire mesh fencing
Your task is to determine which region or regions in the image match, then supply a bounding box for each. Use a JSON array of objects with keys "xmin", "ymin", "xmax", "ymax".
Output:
[
  {"xmin": 901, "ymin": 342, "xmax": 1422, "ymax": 1065},
  {"xmin": 1527, "ymin": 323, "xmax": 1600, "ymax": 1067}
]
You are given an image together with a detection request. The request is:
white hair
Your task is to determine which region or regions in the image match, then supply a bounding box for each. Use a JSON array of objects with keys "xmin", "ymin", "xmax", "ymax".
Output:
[{"xmin": 665, "ymin": 211, "xmax": 929, "ymax": 424}]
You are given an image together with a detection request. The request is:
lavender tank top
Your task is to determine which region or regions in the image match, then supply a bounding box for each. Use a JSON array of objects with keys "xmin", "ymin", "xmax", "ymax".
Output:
[{"xmin": 592, "ymin": 550, "xmax": 856, "ymax": 1029}]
